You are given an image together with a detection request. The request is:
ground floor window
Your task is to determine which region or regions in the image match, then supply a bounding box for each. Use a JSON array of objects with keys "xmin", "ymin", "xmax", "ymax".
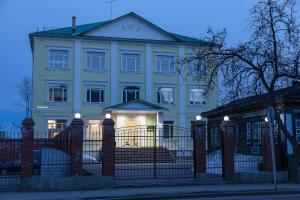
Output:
[
  {"xmin": 47, "ymin": 119, "xmax": 67, "ymax": 138},
  {"xmin": 163, "ymin": 121, "xmax": 174, "ymax": 139}
]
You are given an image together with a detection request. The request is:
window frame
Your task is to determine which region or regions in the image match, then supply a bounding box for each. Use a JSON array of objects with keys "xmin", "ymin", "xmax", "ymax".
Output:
[
  {"xmin": 85, "ymin": 86, "xmax": 105, "ymax": 104},
  {"xmin": 47, "ymin": 83, "xmax": 69, "ymax": 103},
  {"xmin": 47, "ymin": 119, "xmax": 68, "ymax": 138},
  {"xmin": 157, "ymin": 87, "xmax": 175, "ymax": 105},
  {"xmin": 123, "ymin": 86, "xmax": 140, "ymax": 103},
  {"xmin": 188, "ymin": 58, "xmax": 209, "ymax": 75},
  {"xmin": 121, "ymin": 53, "xmax": 141, "ymax": 72},
  {"xmin": 163, "ymin": 121, "xmax": 174, "ymax": 139},
  {"xmin": 85, "ymin": 50, "xmax": 106, "ymax": 71},
  {"xmin": 155, "ymin": 54, "xmax": 175, "ymax": 73},
  {"xmin": 188, "ymin": 87, "xmax": 207, "ymax": 105},
  {"xmin": 47, "ymin": 47, "xmax": 70, "ymax": 69}
]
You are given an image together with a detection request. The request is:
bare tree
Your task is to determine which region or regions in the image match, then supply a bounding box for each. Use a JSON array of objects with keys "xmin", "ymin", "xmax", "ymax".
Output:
[
  {"xmin": 17, "ymin": 77, "xmax": 32, "ymax": 118},
  {"xmin": 183, "ymin": 0, "xmax": 300, "ymax": 154}
]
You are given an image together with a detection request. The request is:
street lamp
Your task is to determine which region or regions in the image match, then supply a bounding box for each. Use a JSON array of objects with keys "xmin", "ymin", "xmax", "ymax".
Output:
[
  {"xmin": 196, "ymin": 115, "xmax": 202, "ymax": 121},
  {"xmin": 224, "ymin": 115, "xmax": 230, "ymax": 121},
  {"xmin": 105, "ymin": 113, "xmax": 112, "ymax": 119},
  {"xmin": 74, "ymin": 113, "xmax": 81, "ymax": 119}
]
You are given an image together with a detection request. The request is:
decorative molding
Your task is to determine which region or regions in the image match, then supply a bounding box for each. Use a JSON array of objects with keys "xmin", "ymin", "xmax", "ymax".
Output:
[
  {"xmin": 110, "ymin": 41, "xmax": 118, "ymax": 104},
  {"xmin": 74, "ymin": 39, "xmax": 81, "ymax": 113}
]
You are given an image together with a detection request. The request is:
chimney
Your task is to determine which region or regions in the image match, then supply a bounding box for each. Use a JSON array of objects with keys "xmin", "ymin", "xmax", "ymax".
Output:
[{"xmin": 72, "ymin": 16, "xmax": 76, "ymax": 33}]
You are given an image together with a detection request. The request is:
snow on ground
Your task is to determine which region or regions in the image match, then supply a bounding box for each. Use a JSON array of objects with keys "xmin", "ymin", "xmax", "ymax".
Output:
[{"xmin": 206, "ymin": 150, "xmax": 263, "ymax": 174}]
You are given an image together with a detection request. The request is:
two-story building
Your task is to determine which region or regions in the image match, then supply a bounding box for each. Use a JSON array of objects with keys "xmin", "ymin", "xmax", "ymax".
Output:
[{"xmin": 29, "ymin": 12, "xmax": 218, "ymax": 140}]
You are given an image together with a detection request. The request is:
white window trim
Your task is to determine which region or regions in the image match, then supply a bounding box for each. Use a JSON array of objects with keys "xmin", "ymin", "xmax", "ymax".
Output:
[
  {"xmin": 47, "ymin": 46, "xmax": 71, "ymax": 70},
  {"xmin": 123, "ymin": 86, "xmax": 140, "ymax": 103},
  {"xmin": 186, "ymin": 53, "xmax": 209, "ymax": 75},
  {"xmin": 44, "ymin": 116, "xmax": 70, "ymax": 138},
  {"xmin": 84, "ymin": 48, "xmax": 107, "ymax": 72},
  {"xmin": 46, "ymin": 81, "xmax": 71, "ymax": 104},
  {"xmin": 187, "ymin": 85, "xmax": 208, "ymax": 106},
  {"xmin": 120, "ymin": 51, "xmax": 142, "ymax": 73},
  {"xmin": 155, "ymin": 84, "xmax": 176, "ymax": 105},
  {"xmin": 154, "ymin": 53, "xmax": 176, "ymax": 74},
  {"xmin": 85, "ymin": 85, "xmax": 105, "ymax": 104}
]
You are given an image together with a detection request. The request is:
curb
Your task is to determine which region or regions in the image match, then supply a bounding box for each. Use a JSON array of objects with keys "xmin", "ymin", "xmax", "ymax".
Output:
[{"xmin": 83, "ymin": 189, "xmax": 300, "ymax": 200}]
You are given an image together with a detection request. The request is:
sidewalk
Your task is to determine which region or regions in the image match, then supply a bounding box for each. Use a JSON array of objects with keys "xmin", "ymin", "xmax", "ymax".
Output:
[{"xmin": 1, "ymin": 183, "xmax": 300, "ymax": 200}]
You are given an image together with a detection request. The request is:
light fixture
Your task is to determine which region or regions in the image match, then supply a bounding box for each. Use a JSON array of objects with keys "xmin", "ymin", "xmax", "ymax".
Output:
[
  {"xmin": 196, "ymin": 115, "xmax": 202, "ymax": 121},
  {"xmin": 264, "ymin": 117, "xmax": 268, "ymax": 122},
  {"xmin": 224, "ymin": 116, "xmax": 229, "ymax": 121},
  {"xmin": 74, "ymin": 113, "xmax": 81, "ymax": 119},
  {"xmin": 105, "ymin": 113, "xmax": 112, "ymax": 119}
]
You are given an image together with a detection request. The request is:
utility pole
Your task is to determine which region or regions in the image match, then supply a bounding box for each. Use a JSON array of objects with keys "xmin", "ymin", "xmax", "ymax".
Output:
[{"xmin": 105, "ymin": 0, "xmax": 116, "ymax": 19}]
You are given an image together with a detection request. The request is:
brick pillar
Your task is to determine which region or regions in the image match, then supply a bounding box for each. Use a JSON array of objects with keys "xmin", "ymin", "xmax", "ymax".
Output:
[
  {"xmin": 220, "ymin": 120, "xmax": 235, "ymax": 181},
  {"xmin": 21, "ymin": 118, "xmax": 35, "ymax": 179},
  {"xmin": 102, "ymin": 118, "xmax": 115, "ymax": 177},
  {"xmin": 193, "ymin": 121, "xmax": 206, "ymax": 176},
  {"xmin": 70, "ymin": 118, "xmax": 84, "ymax": 176},
  {"xmin": 262, "ymin": 122, "xmax": 273, "ymax": 171}
]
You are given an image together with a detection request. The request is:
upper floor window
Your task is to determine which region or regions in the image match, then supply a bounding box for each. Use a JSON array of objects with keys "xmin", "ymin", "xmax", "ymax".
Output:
[
  {"xmin": 122, "ymin": 53, "xmax": 140, "ymax": 72},
  {"xmin": 156, "ymin": 55, "xmax": 175, "ymax": 73},
  {"xmin": 48, "ymin": 84, "xmax": 68, "ymax": 103},
  {"xmin": 189, "ymin": 59, "xmax": 208, "ymax": 75},
  {"xmin": 189, "ymin": 88, "xmax": 206, "ymax": 105},
  {"xmin": 48, "ymin": 119, "xmax": 67, "ymax": 138},
  {"xmin": 86, "ymin": 51, "xmax": 105, "ymax": 70},
  {"xmin": 86, "ymin": 87, "xmax": 104, "ymax": 103},
  {"xmin": 163, "ymin": 121, "xmax": 174, "ymax": 139},
  {"xmin": 296, "ymin": 119, "xmax": 300, "ymax": 144},
  {"xmin": 49, "ymin": 49, "xmax": 69, "ymax": 69},
  {"xmin": 157, "ymin": 87, "xmax": 174, "ymax": 104},
  {"xmin": 123, "ymin": 86, "xmax": 140, "ymax": 103}
]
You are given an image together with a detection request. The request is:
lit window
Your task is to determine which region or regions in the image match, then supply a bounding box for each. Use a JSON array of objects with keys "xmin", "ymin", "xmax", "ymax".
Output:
[
  {"xmin": 122, "ymin": 53, "xmax": 140, "ymax": 72},
  {"xmin": 85, "ymin": 120, "xmax": 102, "ymax": 140},
  {"xmin": 48, "ymin": 84, "xmax": 68, "ymax": 102},
  {"xmin": 86, "ymin": 87, "xmax": 104, "ymax": 103},
  {"xmin": 49, "ymin": 50, "xmax": 69, "ymax": 68},
  {"xmin": 163, "ymin": 121, "xmax": 174, "ymax": 139},
  {"xmin": 156, "ymin": 55, "xmax": 175, "ymax": 73},
  {"xmin": 157, "ymin": 87, "xmax": 174, "ymax": 104},
  {"xmin": 189, "ymin": 88, "xmax": 206, "ymax": 105},
  {"xmin": 48, "ymin": 119, "xmax": 67, "ymax": 138},
  {"xmin": 123, "ymin": 86, "xmax": 140, "ymax": 103},
  {"xmin": 86, "ymin": 52, "xmax": 105, "ymax": 70}
]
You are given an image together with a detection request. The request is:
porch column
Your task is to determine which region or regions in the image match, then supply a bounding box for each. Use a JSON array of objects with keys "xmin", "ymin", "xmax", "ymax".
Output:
[
  {"xmin": 193, "ymin": 121, "xmax": 206, "ymax": 179},
  {"xmin": 102, "ymin": 118, "xmax": 115, "ymax": 177},
  {"xmin": 220, "ymin": 120, "xmax": 235, "ymax": 181},
  {"xmin": 156, "ymin": 112, "xmax": 163, "ymax": 147}
]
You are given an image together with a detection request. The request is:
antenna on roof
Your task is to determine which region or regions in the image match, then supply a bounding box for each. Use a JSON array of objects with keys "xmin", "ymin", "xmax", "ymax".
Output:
[{"xmin": 105, "ymin": 0, "xmax": 116, "ymax": 19}]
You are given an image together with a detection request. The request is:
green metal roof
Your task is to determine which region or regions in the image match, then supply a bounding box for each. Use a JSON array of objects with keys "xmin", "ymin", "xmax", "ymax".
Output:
[{"xmin": 30, "ymin": 12, "xmax": 211, "ymax": 45}]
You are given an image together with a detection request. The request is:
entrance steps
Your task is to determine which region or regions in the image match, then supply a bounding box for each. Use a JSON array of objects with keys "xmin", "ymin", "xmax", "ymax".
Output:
[{"xmin": 115, "ymin": 147, "xmax": 174, "ymax": 163}]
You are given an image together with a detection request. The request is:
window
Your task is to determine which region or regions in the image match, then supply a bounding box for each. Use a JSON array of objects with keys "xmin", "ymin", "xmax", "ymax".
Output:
[
  {"xmin": 252, "ymin": 122, "xmax": 262, "ymax": 144},
  {"xmin": 189, "ymin": 59, "xmax": 208, "ymax": 75},
  {"xmin": 296, "ymin": 119, "xmax": 300, "ymax": 144},
  {"xmin": 156, "ymin": 55, "xmax": 175, "ymax": 73},
  {"xmin": 123, "ymin": 86, "xmax": 140, "ymax": 103},
  {"xmin": 246, "ymin": 122, "xmax": 251, "ymax": 144},
  {"xmin": 86, "ymin": 87, "xmax": 104, "ymax": 103},
  {"xmin": 163, "ymin": 121, "xmax": 174, "ymax": 139},
  {"xmin": 85, "ymin": 120, "xmax": 102, "ymax": 140},
  {"xmin": 49, "ymin": 49, "xmax": 69, "ymax": 68},
  {"xmin": 48, "ymin": 84, "xmax": 68, "ymax": 103},
  {"xmin": 210, "ymin": 125, "xmax": 220, "ymax": 146},
  {"xmin": 86, "ymin": 52, "xmax": 105, "ymax": 70},
  {"xmin": 48, "ymin": 119, "xmax": 67, "ymax": 138},
  {"xmin": 157, "ymin": 87, "xmax": 174, "ymax": 104},
  {"xmin": 122, "ymin": 53, "xmax": 140, "ymax": 72},
  {"xmin": 189, "ymin": 88, "xmax": 207, "ymax": 105}
]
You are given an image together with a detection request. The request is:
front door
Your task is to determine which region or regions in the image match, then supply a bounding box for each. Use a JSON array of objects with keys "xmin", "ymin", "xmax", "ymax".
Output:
[{"xmin": 124, "ymin": 119, "xmax": 140, "ymax": 147}]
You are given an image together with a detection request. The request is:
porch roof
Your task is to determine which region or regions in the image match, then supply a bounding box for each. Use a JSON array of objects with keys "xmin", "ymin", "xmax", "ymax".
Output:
[{"xmin": 103, "ymin": 99, "xmax": 168, "ymax": 113}]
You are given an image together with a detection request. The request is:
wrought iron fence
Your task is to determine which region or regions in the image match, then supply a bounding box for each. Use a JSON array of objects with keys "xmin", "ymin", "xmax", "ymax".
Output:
[
  {"xmin": 0, "ymin": 131, "xmax": 21, "ymax": 191},
  {"xmin": 114, "ymin": 125, "xmax": 194, "ymax": 180}
]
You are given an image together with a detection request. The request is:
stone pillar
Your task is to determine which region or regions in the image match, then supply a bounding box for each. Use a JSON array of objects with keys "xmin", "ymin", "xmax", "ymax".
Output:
[
  {"xmin": 193, "ymin": 121, "xmax": 206, "ymax": 178},
  {"xmin": 21, "ymin": 118, "xmax": 35, "ymax": 179},
  {"xmin": 262, "ymin": 122, "xmax": 273, "ymax": 171},
  {"xmin": 70, "ymin": 118, "xmax": 84, "ymax": 176},
  {"xmin": 220, "ymin": 120, "xmax": 235, "ymax": 181},
  {"xmin": 102, "ymin": 118, "xmax": 115, "ymax": 177}
]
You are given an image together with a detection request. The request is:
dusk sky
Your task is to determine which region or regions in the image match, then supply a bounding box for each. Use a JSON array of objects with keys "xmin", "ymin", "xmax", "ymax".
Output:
[{"xmin": 0, "ymin": 0, "xmax": 297, "ymax": 127}]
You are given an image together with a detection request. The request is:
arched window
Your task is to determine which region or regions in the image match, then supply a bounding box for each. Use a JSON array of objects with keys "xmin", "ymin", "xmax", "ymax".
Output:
[{"xmin": 123, "ymin": 86, "xmax": 140, "ymax": 103}]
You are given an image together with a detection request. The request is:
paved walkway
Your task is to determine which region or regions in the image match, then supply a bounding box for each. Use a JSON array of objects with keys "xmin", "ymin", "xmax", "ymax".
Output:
[{"xmin": 1, "ymin": 183, "xmax": 300, "ymax": 200}]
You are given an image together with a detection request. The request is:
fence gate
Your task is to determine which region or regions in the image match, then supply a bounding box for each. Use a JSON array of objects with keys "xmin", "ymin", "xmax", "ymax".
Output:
[
  {"xmin": 0, "ymin": 132, "xmax": 21, "ymax": 191},
  {"xmin": 114, "ymin": 126, "xmax": 194, "ymax": 181}
]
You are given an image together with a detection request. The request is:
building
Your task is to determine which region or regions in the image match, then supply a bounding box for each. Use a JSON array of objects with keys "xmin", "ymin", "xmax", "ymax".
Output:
[
  {"xmin": 202, "ymin": 82, "xmax": 300, "ymax": 170},
  {"xmin": 29, "ymin": 12, "xmax": 218, "ymax": 139}
]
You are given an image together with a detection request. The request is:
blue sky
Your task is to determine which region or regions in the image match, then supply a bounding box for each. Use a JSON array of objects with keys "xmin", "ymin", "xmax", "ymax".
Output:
[{"xmin": 0, "ymin": 0, "xmax": 283, "ymax": 127}]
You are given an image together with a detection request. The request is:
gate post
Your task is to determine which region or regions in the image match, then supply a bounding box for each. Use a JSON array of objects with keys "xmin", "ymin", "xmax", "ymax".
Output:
[
  {"xmin": 102, "ymin": 118, "xmax": 115, "ymax": 179},
  {"xmin": 70, "ymin": 118, "xmax": 84, "ymax": 176},
  {"xmin": 220, "ymin": 120, "xmax": 235, "ymax": 181},
  {"xmin": 192, "ymin": 121, "xmax": 206, "ymax": 182},
  {"xmin": 21, "ymin": 118, "xmax": 35, "ymax": 179},
  {"xmin": 262, "ymin": 122, "xmax": 273, "ymax": 171}
]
